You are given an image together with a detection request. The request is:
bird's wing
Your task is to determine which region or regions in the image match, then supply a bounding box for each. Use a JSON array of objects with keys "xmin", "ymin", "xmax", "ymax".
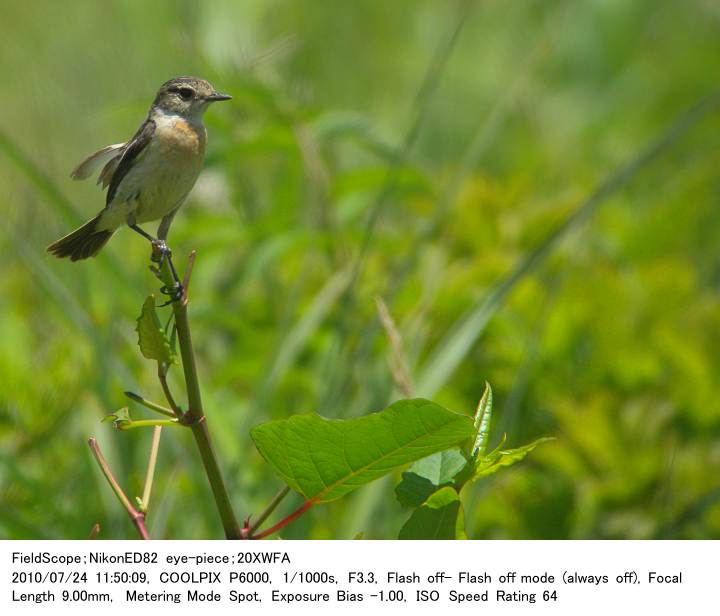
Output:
[
  {"xmin": 106, "ymin": 118, "xmax": 156, "ymax": 206},
  {"xmin": 98, "ymin": 153, "xmax": 121, "ymax": 189},
  {"xmin": 70, "ymin": 143, "xmax": 126, "ymax": 181}
]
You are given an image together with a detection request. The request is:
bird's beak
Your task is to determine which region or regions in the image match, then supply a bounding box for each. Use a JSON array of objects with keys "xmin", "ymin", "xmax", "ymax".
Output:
[{"xmin": 206, "ymin": 91, "xmax": 232, "ymax": 102}]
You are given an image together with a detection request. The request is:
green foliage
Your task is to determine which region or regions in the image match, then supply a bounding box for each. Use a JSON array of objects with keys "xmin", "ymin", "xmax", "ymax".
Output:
[
  {"xmin": 136, "ymin": 296, "xmax": 177, "ymax": 366},
  {"xmin": 399, "ymin": 487, "xmax": 466, "ymax": 540},
  {"xmin": 395, "ymin": 450, "xmax": 467, "ymax": 507},
  {"xmin": 395, "ymin": 387, "xmax": 550, "ymax": 538},
  {"xmin": 251, "ymin": 399, "xmax": 474, "ymax": 503},
  {"xmin": 2, "ymin": 0, "xmax": 720, "ymax": 539},
  {"xmin": 101, "ymin": 407, "xmax": 132, "ymax": 431},
  {"xmin": 471, "ymin": 437, "xmax": 555, "ymax": 481},
  {"xmin": 470, "ymin": 382, "xmax": 493, "ymax": 458}
]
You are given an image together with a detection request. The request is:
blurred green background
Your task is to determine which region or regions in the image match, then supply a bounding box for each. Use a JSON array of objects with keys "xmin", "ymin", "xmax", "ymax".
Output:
[{"xmin": 1, "ymin": 0, "xmax": 719, "ymax": 539}]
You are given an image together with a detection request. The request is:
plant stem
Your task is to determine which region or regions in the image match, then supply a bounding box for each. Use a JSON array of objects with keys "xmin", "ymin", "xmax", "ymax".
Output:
[
  {"xmin": 156, "ymin": 251, "xmax": 242, "ymax": 539},
  {"xmin": 88, "ymin": 437, "xmax": 149, "ymax": 540},
  {"xmin": 251, "ymin": 499, "xmax": 315, "ymax": 540},
  {"xmin": 157, "ymin": 367, "xmax": 182, "ymax": 417},
  {"xmin": 118, "ymin": 419, "xmax": 179, "ymax": 431},
  {"xmin": 124, "ymin": 390, "xmax": 176, "ymax": 418},
  {"xmin": 375, "ymin": 296, "xmax": 415, "ymax": 397},
  {"xmin": 248, "ymin": 486, "xmax": 291, "ymax": 536},
  {"xmin": 139, "ymin": 426, "xmax": 162, "ymax": 513},
  {"xmin": 177, "ymin": 301, "xmax": 242, "ymax": 538}
]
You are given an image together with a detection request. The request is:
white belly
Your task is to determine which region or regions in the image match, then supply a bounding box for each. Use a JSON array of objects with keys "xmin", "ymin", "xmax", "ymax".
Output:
[{"xmin": 131, "ymin": 149, "xmax": 202, "ymax": 223}]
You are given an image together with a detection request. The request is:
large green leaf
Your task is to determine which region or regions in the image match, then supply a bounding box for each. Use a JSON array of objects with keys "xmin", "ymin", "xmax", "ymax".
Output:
[
  {"xmin": 398, "ymin": 487, "xmax": 466, "ymax": 540},
  {"xmin": 251, "ymin": 399, "xmax": 474, "ymax": 503},
  {"xmin": 136, "ymin": 296, "xmax": 177, "ymax": 365}
]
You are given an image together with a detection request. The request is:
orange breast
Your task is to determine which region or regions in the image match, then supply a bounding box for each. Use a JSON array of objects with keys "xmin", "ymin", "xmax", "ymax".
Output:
[{"xmin": 156, "ymin": 117, "xmax": 206, "ymax": 159}]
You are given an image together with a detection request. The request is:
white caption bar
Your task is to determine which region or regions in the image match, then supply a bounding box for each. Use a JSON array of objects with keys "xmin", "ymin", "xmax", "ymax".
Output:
[{"xmin": 0, "ymin": 540, "xmax": 713, "ymax": 615}]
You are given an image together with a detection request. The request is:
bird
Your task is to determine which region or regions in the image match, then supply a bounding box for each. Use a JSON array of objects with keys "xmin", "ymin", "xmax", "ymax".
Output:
[{"xmin": 46, "ymin": 76, "xmax": 231, "ymax": 292}]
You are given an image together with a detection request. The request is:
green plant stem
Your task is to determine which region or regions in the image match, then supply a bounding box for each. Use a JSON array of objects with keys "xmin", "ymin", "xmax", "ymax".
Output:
[
  {"xmin": 87, "ymin": 437, "xmax": 149, "ymax": 540},
  {"xmin": 139, "ymin": 426, "xmax": 162, "ymax": 513},
  {"xmin": 157, "ymin": 367, "xmax": 182, "ymax": 417},
  {"xmin": 347, "ymin": 0, "xmax": 472, "ymax": 287},
  {"xmin": 156, "ymin": 251, "xmax": 242, "ymax": 540},
  {"xmin": 175, "ymin": 304, "xmax": 242, "ymax": 538},
  {"xmin": 375, "ymin": 296, "xmax": 415, "ymax": 397},
  {"xmin": 124, "ymin": 391, "xmax": 176, "ymax": 418},
  {"xmin": 251, "ymin": 499, "xmax": 315, "ymax": 540},
  {"xmin": 117, "ymin": 419, "xmax": 179, "ymax": 431},
  {"xmin": 247, "ymin": 486, "xmax": 291, "ymax": 536}
]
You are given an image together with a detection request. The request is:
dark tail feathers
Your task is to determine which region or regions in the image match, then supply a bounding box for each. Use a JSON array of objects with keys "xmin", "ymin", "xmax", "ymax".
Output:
[{"xmin": 47, "ymin": 215, "xmax": 114, "ymax": 261}]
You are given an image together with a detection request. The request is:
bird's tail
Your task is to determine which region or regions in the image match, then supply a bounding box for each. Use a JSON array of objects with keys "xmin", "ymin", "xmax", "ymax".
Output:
[{"xmin": 47, "ymin": 215, "xmax": 114, "ymax": 261}]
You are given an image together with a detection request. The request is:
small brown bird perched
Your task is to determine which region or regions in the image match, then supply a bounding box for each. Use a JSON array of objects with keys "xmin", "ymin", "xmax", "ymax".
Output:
[{"xmin": 47, "ymin": 77, "xmax": 231, "ymax": 293}]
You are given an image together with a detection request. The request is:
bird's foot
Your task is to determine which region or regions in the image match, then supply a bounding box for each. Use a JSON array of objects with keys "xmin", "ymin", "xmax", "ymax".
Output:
[
  {"xmin": 159, "ymin": 282, "xmax": 184, "ymax": 306},
  {"xmin": 148, "ymin": 238, "xmax": 183, "ymax": 304},
  {"xmin": 150, "ymin": 239, "xmax": 171, "ymax": 267}
]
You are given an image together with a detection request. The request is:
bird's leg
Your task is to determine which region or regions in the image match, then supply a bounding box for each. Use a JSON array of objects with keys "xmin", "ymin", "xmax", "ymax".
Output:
[{"xmin": 129, "ymin": 224, "xmax": 183, "ymax": 302}]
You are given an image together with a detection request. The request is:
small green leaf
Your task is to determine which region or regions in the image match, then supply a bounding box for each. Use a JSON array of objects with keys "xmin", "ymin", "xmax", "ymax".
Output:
[
  {"xmin": 251, "ymin": 399, "xmax": 475, "ymax": 503},
  {"xmin": 471, "ymin": 382, "xmax": 493, "ymax": 458},
  {"xmin": 102, "ymin": 407, "xmax": 132, "ymax": 430},
  {"xmin": 136, "ymin": 296, "xmax": 177, "ymax": 365},
  {"xmin": 395, "ymin": 449, "xmax": 468, "ymax": 506},
  {"xmin": 398, "ymin": 486, "xmax": 466, "ymax": 540},
  {"xmin": 472, "ymin": 437, "xmax": 554, "ymax": 481}
]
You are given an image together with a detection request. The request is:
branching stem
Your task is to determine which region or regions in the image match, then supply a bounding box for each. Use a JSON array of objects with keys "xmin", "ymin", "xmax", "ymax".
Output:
[
  {"xmin": 139, "ymin": 426, "xmax": 162, "ymax": 513},
  {"xmin": 156, "ymin": 251, "xmax": 242, "ymax": 539},
  {"xmin": 247, "ymin": 486, "xmax": 291, "ymax": 536},
  {"xmin": 251, "ymin": 499, "xmax": 315, "ymax": 540},
  {"xmin": 157, "ymin": 367, "xmax": 182, "ymax": 417},
  {"xmin": 88, "ymin": 437, "xmax": 149, "ymax": 540},
  {"xmin": 117, "ymin": 419, "xmax": 179, "ymax": 431},
  {"xmin": 124, "ymin": 391, "xmax": 175, "ymax": 418}
]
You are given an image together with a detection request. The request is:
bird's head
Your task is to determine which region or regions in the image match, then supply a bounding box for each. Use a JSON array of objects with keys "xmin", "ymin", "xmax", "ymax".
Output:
[{"xmin": 152, "ymin": 77, "xmax": 231, "ymax": 119}]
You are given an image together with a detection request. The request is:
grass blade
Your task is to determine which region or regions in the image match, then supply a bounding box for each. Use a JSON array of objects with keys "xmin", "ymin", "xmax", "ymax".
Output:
[{"xmin": 417, "ymin": 90, "xmax": 720, "ymax": 397}]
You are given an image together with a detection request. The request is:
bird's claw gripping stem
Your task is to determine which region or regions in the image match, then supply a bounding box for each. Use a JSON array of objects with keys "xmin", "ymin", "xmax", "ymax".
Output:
[
  {"xmin": 158, "ymin": 283, "xmax": 184, "ymax": 306},
  {"xmin": 150, "ymin": 240, "xmax": 183, "ymax": 304}
]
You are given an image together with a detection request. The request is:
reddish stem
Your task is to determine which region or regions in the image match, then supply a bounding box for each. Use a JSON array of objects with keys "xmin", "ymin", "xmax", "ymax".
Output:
[
  {"xmin": 131, "ymin": 512, "xmax": 150, "ymax": 540},
  {"xmin": 251, "ymin": 499, "xmax": 315, "ymax": 540},
  {"xmin": 88, "ymin": 437, "xmax": 150, "ymax": 540}
]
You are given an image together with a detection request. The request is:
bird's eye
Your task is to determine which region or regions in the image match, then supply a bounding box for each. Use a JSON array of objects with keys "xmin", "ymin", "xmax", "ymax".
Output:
[{"xmin": 178, "ymin": 88, "xmax": 194, "ymax": 100}]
